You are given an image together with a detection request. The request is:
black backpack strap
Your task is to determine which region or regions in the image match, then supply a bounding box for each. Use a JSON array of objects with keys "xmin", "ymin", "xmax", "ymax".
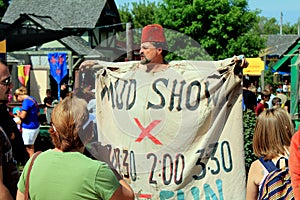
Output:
[
  {"xmin": 275, "ymin": 157, "xmax": 288, "ymax": 169},
  {"xmin": 259, "ymin": 157, "xmax": 278, "ymax": 172}
]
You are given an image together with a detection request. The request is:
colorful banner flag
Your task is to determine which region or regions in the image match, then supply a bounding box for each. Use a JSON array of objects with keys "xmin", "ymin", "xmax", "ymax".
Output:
[
  {"xmin": 48, "ymin": 52, "xmax": 68, "ymax": 100},
  {"xmin": 17, "ymin": 65, "xmax": 31, "ymax": 86},
  {"xmin": 48, "ymin": 52, "xmax": 67, "ymax": 84}
]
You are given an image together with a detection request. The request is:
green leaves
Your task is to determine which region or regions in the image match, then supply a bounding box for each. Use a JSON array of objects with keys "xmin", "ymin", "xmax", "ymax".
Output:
[
  {"xmin": 0, "ymin": 0, "xmax": 9, "ymax": 19},
  {"xmin": 243, "ymin": 109, "xmax": 257, "ymax": 175}
]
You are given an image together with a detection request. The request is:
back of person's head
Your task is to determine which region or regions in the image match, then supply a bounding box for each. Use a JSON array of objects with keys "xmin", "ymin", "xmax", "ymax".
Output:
[
  {"xmin": 261, "ymin": 89, "xmax": 270, "ymax": 99},
  {"xmin": 73, "ymin": 87, "xmax": 86, "ymax": 100},
  {"xmin": 248, "ymin": 85, "xmax": 257, "ymax": 94},
  {"xmin": 14, "ymin": 86, "xmax": 28, "ymax": 96},
  {"xmin": 253, "ymin": 108, "xmax": 294, "ymax": 160},
  {"xmin": 49, "ymin": 95, "xmax": 92, "ymax": 152},
  {"xmin": 243, "ymin": 78, "xmax": 251, "ymax": 88},
  {"xmin": 272, "ymin": 97, "xmax": 282, "ymax": 107},
  {"xmin": 264, "ymin": 83, "xmax": 273, "ymax": 92},
  {"xmin": 276, "ymin": 88, "xmax": 283, "ymax": 93}
]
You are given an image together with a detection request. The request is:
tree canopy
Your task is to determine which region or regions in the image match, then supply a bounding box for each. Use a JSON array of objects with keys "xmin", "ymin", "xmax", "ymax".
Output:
[
  {"xmin": 0, "ymin": 0, "xmax": 9, "ymax": 20},
  {"xmin": 118, "ymin": 0, "xmax": 297, "ymax": 60}
]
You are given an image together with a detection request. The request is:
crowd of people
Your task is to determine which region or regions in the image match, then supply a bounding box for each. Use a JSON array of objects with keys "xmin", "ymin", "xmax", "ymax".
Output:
[
  {"xmin": 243, "ymin": 78, "xmax": 291, "ymax": 116},
  {"xmin": 1, "ymin": 23, "xmax": 300, "ymax": 200},
  {"xmin": 243, "ymin": 79, "xmax": 300, "ymax": 199}
]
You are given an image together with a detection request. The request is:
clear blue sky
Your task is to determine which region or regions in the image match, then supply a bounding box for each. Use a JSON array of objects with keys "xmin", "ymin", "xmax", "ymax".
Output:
[{"xmin": 115, "ymin": 0, "xmax": 299, "ymax": 24}]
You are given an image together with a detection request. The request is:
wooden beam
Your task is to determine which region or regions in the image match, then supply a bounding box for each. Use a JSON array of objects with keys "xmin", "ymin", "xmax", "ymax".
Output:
[
  {"xmin": 273, "ymin": 42, "xmax": 300, "ymax": 71},
  {"xmin": 290, "ymin": 55, "xmax": 299, "ymax": 119}
]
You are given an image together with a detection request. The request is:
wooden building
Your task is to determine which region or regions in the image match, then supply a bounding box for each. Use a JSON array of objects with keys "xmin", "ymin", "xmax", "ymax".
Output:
[{"xmin": 0, "ymin": 0, "xmax": 125, "ymax": 102}]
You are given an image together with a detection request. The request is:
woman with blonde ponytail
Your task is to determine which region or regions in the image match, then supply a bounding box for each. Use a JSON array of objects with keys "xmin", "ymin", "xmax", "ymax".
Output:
[{"xmin": 14, "ymin": 86, "xmax": 40, "ymax": 158}]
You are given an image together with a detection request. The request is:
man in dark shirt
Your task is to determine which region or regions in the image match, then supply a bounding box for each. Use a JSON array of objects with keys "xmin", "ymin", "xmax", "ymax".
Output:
[
  {"xmin": 0, "ymin": 127, "xmax": 19, "ymax": 199},
  {"xmin": 60, "ymin": 83, "xmax": 68, "ymax": 101},
  {"xmin": 242, "ymin": 79, "xmax": 257, "ymax": 112},
  {"xmin": 0, "ymin": 58, "xmax": 19, "ymax": 199},
  {"xmin": 0, "ymin": 103, "xmax": 27, "ymax": 165},
  {"xmin": 44, "ymin": 89, "xmax": 54, "ymax": 124}
]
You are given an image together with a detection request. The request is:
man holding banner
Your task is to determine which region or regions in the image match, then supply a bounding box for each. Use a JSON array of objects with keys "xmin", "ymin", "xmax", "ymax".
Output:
[{"xmin": 80, "ymin": 24, "xmax": 249, "ymax": 199}]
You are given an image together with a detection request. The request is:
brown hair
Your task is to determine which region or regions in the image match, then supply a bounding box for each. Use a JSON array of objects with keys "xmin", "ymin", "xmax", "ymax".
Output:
[
  {"xmin": 253, "ymin": 108, "xmax": 294, "ymax": 160},
  {"xmin": 49, "ymin": 95, "xmax": 91, "ymax": 152},
  {"xmin": 261, "ymin": 89, "xmax": 270, "ymax": 99}
]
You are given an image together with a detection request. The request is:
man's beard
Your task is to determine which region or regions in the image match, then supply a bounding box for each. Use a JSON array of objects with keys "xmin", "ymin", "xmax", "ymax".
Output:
[{"xmin": 140, "ymin": 56, "xmax": 151, "ymax": 65}]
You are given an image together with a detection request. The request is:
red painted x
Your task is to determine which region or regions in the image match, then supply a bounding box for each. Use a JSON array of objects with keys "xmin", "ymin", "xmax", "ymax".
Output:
[{"xmin": 134, "ymin": 118, "xmax": 162, "ymax": 145}]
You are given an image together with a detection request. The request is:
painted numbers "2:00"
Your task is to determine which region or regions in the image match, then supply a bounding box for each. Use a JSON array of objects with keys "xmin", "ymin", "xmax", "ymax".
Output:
[{"xmin": 147, "ymin": 153, "xmax": 185, "ymax": 185}]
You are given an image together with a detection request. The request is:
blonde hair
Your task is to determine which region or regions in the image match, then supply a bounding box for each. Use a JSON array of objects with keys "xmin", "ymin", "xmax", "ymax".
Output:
[
  {"xmin": 253, "ymin": 108, "xmax": 294, "ymax": 160},
  {"xmin": 14, "ymin": 86, "xmax": 28, "ymax": 101},
  {"xmin": 14, "ymin": 86, "xmax": 27, "ymax": 96},
  {"xmin": 49, "ymin": 95, "xmax": 91, "ymax": 152}
]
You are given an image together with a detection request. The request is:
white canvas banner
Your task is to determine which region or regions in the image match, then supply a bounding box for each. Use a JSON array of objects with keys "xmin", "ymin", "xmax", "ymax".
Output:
[{"xmin": 94, "ymin": 59, "xmax": 245, "ymax": 200}]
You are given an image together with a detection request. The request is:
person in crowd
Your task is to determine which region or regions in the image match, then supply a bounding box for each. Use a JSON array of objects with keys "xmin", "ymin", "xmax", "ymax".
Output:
[
  {"xmin": 14, "ymin": 86, "xmax": 40, "ymax": 158},
  {"xmin": 271, "ymin": 96, "xmax": 282, "ymax": 108},
  {"xmin": 248, "ymin": 85, "xmax": 257, "ymax": 96},
  {"xmin": 246, "ymin": 108, "xmax": 294, "ymax": 199},
  {"xmin": 289, "ymin": 127, "xmax": 300, "ymax": 199},
  {"xmin": 276, "ymin": 87, "xmax": 287, "ymax": 107},
  {"xmin": 74, "ymin": 84, "xmax": 94, "ymax": 103},
  {"xmin": 16, "ymin": 96, "xmax": 134, "ymax": 200},
  {"xmin": 0, "ymin": 67, "xmax": 27, "ymax": 166},
  {"xmin": 43, "ymin": 89, "xmax": 54, "ymax": 125},
  {"xmin": 284, "ymin": 99, "xmax": 291, "ymax": 113},
  {"xmin": 0, "ymin": 58, "xmax": 20, "ymax": 200},
  {"xmin": 255, "ymin": 89, "xmax": 270, "ymax": 116},
  {"xmin": 264, "ymin": 83, "xmax": 276, "ymax": 108},
  {"xmin": 283, "ymin": 79, "xmax": 289, "ymax": 94},
  {"xmin": 243, "ymin": 78, "xmax": 257, "ymax": 112},
  {"xmin": 60, "ymin": 82, "xmax": 68, "ymax": 101},
  {"xmin": 74, "ymin": 86, "xmax": 98, "ymax": 143},
  {"xmin": 12, "ymin": 107, "xmax": 22, "ymax": 132}
]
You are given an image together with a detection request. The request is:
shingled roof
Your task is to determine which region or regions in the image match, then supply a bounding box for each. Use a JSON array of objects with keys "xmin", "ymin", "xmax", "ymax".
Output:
[
  {"xmin": 2, "ymin": 0, "xmax": 107, "ymax": 29},
  {"xmin": 1, "ymin": 0, "xmax": 121, "ymax": 56},
  {"xmin": 267, "ymin": 34, "xmax": 300, "ymax": 57},
  {"xmin": 60, "ymin": 36, "xmax": 104, "ymax": 56}
]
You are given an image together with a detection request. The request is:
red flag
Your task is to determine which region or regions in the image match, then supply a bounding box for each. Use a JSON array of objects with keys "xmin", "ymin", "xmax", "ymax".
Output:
[{"xmin": 18, "ymin": 65, "xmax": 31, "ymax": 86}]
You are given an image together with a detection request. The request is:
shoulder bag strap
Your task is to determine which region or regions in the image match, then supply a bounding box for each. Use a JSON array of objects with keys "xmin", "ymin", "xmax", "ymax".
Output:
[
  {"xmin": 27, "ymin": 97, "xmax": 39, "ymax": 110},
  {"xmin": 25, "ymin": 151, "xmax": 42, "ymax": 200},
  {"xmin": 259, "ymin": 157, "xmax": 278, "ymax": 172}
]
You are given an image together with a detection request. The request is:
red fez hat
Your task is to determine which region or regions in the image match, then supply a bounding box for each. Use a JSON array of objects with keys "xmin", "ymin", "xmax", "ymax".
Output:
[{"xmin": 141, "ymin": 24, "xmax": 166, "ymax": 43}]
